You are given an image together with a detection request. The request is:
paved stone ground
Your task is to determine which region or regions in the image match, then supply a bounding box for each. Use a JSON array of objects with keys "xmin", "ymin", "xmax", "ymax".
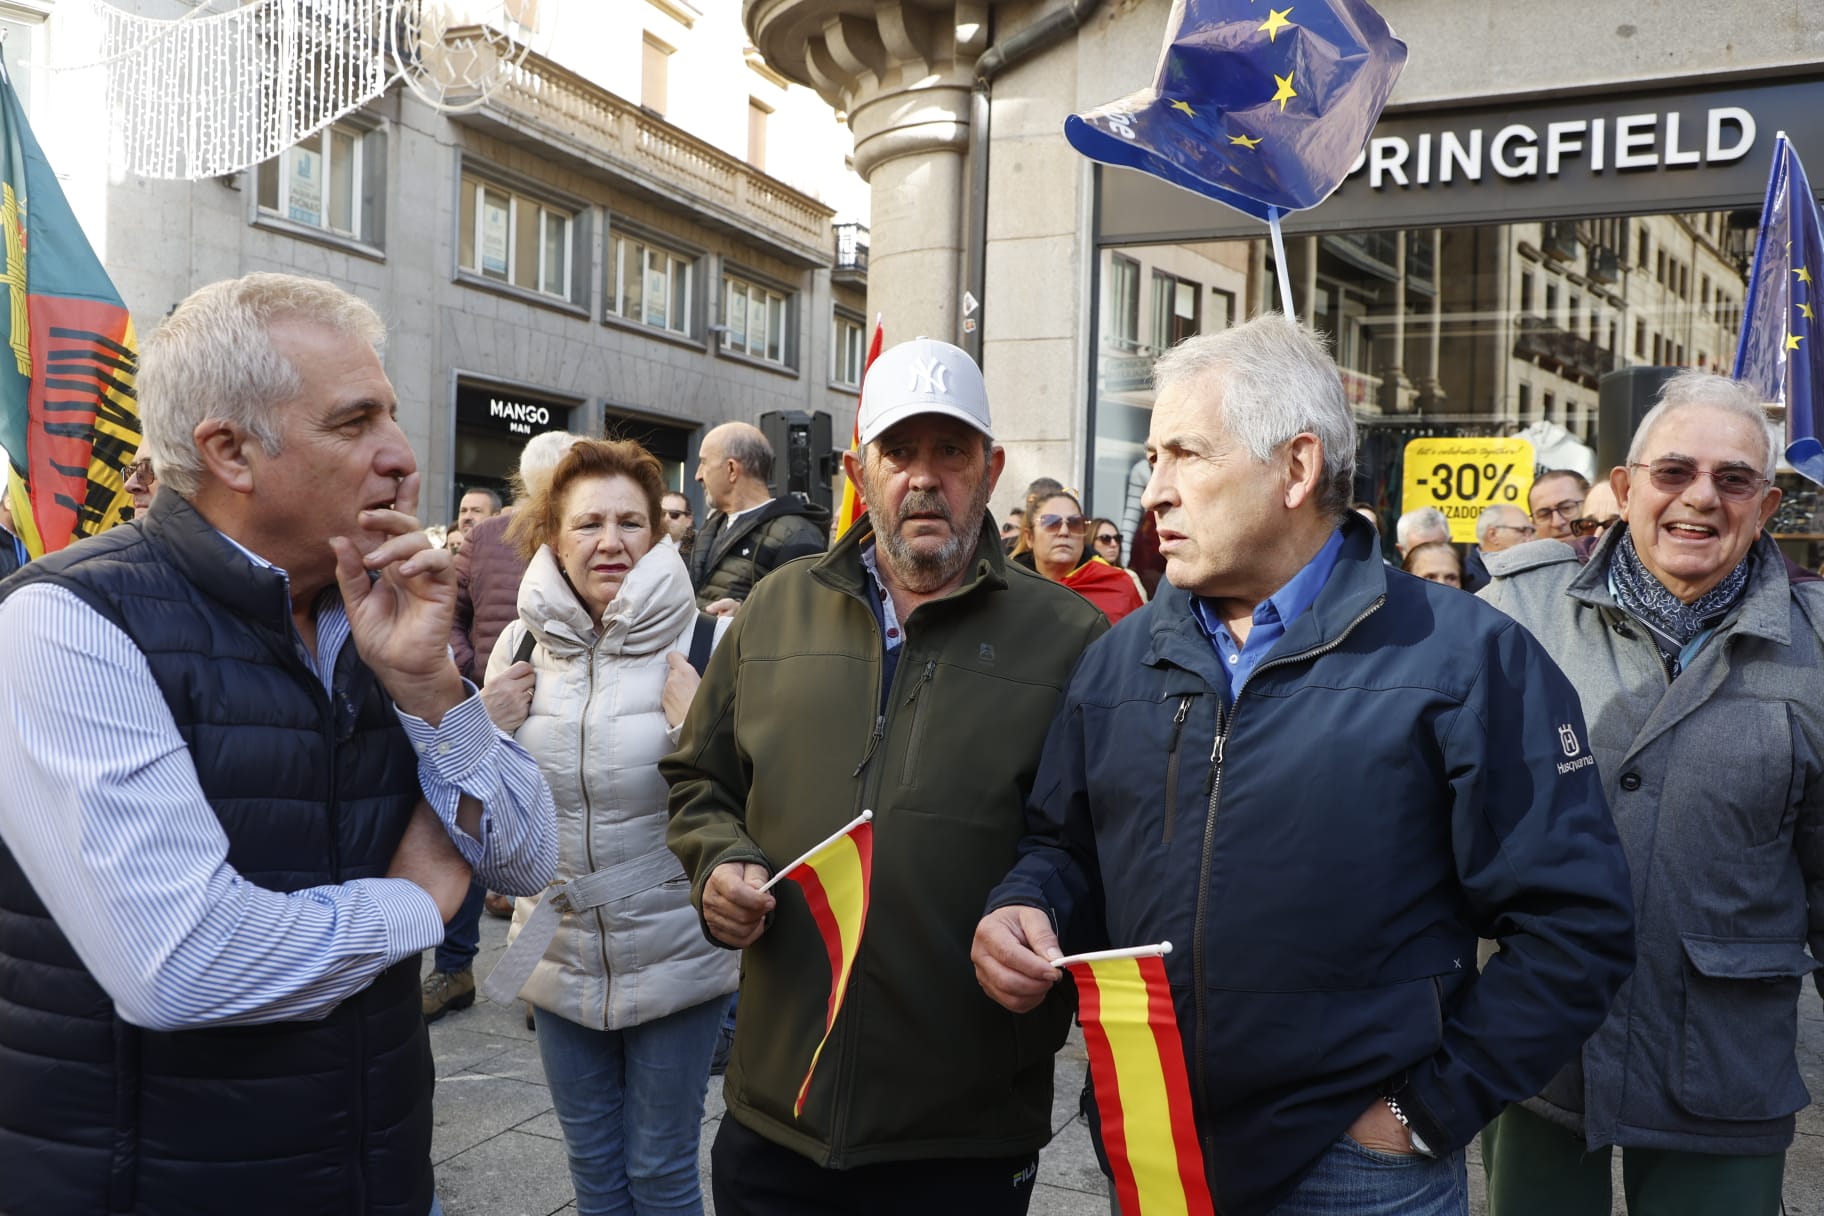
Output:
[{"xmin": 428, "ymin": 915, "xmax": 1824, "ymax": 1215}]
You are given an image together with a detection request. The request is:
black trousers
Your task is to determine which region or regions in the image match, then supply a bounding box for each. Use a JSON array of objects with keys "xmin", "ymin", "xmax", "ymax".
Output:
[{"xmin": 710, "ymin": 1114, "xmax": 1041, "ymax": 1216}]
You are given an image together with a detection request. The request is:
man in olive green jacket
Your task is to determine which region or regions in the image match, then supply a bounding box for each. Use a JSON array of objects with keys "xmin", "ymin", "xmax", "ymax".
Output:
[{"xmin": 664, "ymin": 338, "xmax": 1108, "ymax": 1216}]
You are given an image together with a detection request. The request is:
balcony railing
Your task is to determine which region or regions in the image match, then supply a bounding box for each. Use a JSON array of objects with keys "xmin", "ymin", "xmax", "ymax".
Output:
[
  {"xmin": 1515, "ymin": 315, "xmax": 1615, "ymax": 386},
  {"xmin": 834, "ymin": 222, "xmax": 869, "ymax": 277},
  {"xmin": 441, "ymin": 26, "xmax": 835, "ymax": 266}
]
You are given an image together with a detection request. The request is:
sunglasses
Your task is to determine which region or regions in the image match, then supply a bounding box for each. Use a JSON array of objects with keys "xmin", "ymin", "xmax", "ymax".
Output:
[
  {"xmin": 1567, "ymin": 516, "xmax": 1620, "ymax": 537},
  {"xmin": 1095, "ymin": 532, "xmax": 1121, "ymax": 544},
  {"xmin": 1037, "ymin": 513, "xmax": 1088, "ymax": 535},
  {"xmin": 662, "ymin": 509, "xmax": 690, "ymax": 520},
  {"xmin": 1628, "ymin": 460, "xmax": 1769, "ymax": 501},
  {"xmin": 1530, "ymin": 498, "xmax": 1585, "ymax": 524}
]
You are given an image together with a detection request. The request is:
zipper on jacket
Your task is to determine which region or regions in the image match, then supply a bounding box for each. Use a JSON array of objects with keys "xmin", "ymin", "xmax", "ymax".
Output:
[
  {"xmin": 850, "ymin": 714, "xmax": 887, "ymax": 778},
  {"xmin": 898, "ymin": 659, "xmax": 939, "ymax": 786},
  {"xmin": 577, "ymin": 646, "xmax": 615, "ymax": 1016},
  {"xmin": 1188, "ymin": 594, "xmax": 1385, "ymax": 1145},
  {"xmin": 1161, "ymin": 695, "xmax": 1193, "ymax": 844}
]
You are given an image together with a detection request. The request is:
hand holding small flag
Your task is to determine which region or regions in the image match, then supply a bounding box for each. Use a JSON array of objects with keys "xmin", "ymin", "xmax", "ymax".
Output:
[{"xmin": 971, "ymin": 904, "xmax": 1066, "ymax": 1013}]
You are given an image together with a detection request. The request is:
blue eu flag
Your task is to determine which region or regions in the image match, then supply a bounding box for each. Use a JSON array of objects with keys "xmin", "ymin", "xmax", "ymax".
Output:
[
  {"xmin": 1733, "ymin": 134, "xmax": 1824, "ymax": 483},
  {"xmin": 1064, "ymin": 0, "xmax": 1407, "ymax": 220}
]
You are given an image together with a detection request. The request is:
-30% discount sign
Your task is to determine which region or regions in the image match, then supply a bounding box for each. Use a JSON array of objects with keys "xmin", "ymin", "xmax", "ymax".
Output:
[{"xmin": 1401, "ymin": 437, "xmax": 1536, "ymax": 544}]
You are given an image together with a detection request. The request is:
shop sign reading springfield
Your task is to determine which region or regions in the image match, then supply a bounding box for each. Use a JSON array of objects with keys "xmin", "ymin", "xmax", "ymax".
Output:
[
  {"xmin": 455, "ymin": 382, "xmax": 574, "ymax": 437},
  {"xmin": 1099, "ymin": 77, "xmax": 1824, "ymax": 243}
]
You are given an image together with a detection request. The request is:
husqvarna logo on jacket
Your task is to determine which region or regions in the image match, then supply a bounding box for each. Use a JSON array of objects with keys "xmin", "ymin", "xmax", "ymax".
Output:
[{"xmin": 1555, "ymin": 723, "xmax": 1595, "ymax": 774}]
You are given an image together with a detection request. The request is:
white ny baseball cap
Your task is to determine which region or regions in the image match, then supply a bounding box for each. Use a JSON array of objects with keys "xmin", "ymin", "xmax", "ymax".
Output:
[{"xmin": 857, "ymin": 338, "xmax": 994, "ymax": 446}]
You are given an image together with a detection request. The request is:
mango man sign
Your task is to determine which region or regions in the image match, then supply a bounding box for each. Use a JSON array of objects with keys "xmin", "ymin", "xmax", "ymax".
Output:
[{"xmin": 1401, "ymin": 437, "xmax": 1536, "ymax": 543}]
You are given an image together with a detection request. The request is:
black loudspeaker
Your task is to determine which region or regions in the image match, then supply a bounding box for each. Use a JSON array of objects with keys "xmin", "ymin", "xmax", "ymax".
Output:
[
  {"xmin": 1596, "ymin": 366, "xmax": 1681, "ymax": 477},
  {"xmin": 758, "ymin": 409, "xmax": 835, "ymax": 510}
]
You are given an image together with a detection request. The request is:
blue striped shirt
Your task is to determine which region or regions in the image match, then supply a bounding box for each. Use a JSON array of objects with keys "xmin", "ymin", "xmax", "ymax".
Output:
[{"xmin": 0, "ymin": 552, "xmax": 557, "ymax": 1032}]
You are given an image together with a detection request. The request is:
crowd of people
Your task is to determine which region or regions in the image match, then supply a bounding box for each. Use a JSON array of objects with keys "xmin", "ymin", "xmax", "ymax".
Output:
[{"xmin": 0, "ymin": 270, "xmax": 1817, "ymax": 1216}]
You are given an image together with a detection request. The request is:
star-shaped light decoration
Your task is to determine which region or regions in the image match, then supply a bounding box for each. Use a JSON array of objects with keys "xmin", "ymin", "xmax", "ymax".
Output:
[
  {"xmin": 1258, "ymin": 7, "xmax": 1296, "ymax": 42},
  {"xmin": 1272, "ymin": 72, "xmax": 1298, "ymax": 112}
]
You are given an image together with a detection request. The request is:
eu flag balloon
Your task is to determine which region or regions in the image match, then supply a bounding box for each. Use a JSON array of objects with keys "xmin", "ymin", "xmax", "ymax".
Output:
[{"xmin": 1065, "ymin": 0, "xmax": 1407, "ymax": 220}]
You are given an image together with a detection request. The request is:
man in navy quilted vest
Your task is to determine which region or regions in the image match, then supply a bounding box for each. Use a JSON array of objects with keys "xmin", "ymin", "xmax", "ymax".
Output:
[{"xmin": 0, "ymin": 272, "xmax": 558, "ymax": 1216}]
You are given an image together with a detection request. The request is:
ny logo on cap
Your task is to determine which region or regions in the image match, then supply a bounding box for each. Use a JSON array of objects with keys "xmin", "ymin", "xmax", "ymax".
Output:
[{"xmin": 908, "ymin": 357, "xmax": 950, "ymax": 396}]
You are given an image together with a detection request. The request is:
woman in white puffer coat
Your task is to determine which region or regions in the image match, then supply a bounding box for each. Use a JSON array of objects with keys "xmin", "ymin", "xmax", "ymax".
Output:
[{"xmin": 482, "ymin": 438, "xmax": 736, "ymax": 1216}]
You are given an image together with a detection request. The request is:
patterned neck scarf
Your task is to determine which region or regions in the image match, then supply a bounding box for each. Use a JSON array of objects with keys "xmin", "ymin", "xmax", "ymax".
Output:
[{"xmin": 1608, "ymin": 527, "xmax": 1751, "ymax": 665}]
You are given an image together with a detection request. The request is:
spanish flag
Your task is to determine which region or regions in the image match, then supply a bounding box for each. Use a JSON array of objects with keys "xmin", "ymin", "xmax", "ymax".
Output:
[
  {"xmin": 0, "ymin": 62, "xmax": 138, "ymax": 557},
  {"xmin": 1062, "ymin": 944, "xmax": 1214, "ymax": 1216},
  {"xmin": 834, "ymin": 315, "xmax": 883, "ymax": 537},
  {"xmin": 764, "ymin": 810, "xmax": 874, "ymax": 1117}
]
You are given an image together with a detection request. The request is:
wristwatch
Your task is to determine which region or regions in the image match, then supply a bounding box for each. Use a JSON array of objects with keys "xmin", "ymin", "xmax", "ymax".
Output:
[{"xmin": 1382, "ymin": 1096, "xmax": 1437, "ymax": 1158}]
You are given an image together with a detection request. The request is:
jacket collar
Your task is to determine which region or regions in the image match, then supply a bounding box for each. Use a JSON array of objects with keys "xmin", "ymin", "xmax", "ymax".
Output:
[
  {"xmin": 518, "ymin": 540, "xmax": 697, "ymax": 658},
  {"xmin": 1143, "ymin": 513, "xmax": 1386, "ymax": 685},
  {"xmin": 810, "ymin": 514, "xmax": 1009, "ymax": 606},
  {"xmin": 143, "ymin": 492, "xmax": 298, "ymax": 637}
]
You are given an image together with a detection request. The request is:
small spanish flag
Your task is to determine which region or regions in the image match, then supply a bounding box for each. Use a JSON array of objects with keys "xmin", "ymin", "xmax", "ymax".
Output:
[
  {"xmin": 1061, "ymin": 943, "xmax": 1214, "ymax": 1216},
  {"xmin": 763, "ymin": 810, "xmax": 874, "ymax": 1117},
  {"xmin": 834, "ymin": 315, "xmax": 883, "ymax": 537}
]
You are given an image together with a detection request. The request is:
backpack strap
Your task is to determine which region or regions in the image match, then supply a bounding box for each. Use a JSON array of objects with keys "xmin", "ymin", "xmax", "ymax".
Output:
[{"xmin": 687, "ymin": 610, "xmax": 717, "ymax": 675}]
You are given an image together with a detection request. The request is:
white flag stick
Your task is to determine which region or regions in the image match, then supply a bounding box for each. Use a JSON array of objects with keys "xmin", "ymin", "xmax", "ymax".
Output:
[
  {"xmin": 758, "ymin": 809, "xmax": 874, "ymax": 894},
  {"xmin": 1051, "ymin": 940, "xmax": 1173, "ymax": 969},
  {"xmin": 1268, "ymin": 206, "xmax": 1296, "ymax": 318}
]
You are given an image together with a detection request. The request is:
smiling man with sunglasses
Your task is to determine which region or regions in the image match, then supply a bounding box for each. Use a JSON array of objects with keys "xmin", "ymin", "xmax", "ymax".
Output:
[{"xmin": 1481, "ymin": 370, "xmax": 1824, "ymax": 1216}]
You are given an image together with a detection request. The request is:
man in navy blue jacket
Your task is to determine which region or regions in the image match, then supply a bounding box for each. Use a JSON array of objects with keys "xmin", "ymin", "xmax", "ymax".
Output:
[{"xmin": 972, "ymin": 316, "xmax": 1635, "ymax": 1216}]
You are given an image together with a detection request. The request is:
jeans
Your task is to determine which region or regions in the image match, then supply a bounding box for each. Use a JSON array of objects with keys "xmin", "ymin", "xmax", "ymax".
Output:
[
  {"xmin": 1267, "ymin": 1135, "xmax": 1467, "ymax": 1216},
  {"xmin": 434, "ymin": 881, "xmax": 485, "ymax": 974},
  {"xmin": 535, "ymin": 997, "xmax": 725, "ymax": 1216}
]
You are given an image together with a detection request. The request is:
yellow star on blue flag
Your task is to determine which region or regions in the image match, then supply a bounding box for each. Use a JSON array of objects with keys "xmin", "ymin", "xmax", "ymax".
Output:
[{"xmin": 1171, "ymin": 100, "xmax": 1197, "ymax": 117}]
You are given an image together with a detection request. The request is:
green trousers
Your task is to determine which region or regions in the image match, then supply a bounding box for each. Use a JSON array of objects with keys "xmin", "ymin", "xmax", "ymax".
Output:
[{"xmin": 1482, "ymin": 1104, "xmax": 1785, "ymax": 1216}]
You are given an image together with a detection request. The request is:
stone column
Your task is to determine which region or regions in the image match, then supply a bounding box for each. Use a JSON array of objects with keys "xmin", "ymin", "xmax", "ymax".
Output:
[
  {"xmin": 1416, "ymin": 228, "xmax": 1446, "ymax": 410},
  {"xmin": 747, "ymin": 1, "xmax": 992, "ymax": 343},
  {"xmin": 1378, "ymin": 230, "xmax": 1413, "ymax": 412}
]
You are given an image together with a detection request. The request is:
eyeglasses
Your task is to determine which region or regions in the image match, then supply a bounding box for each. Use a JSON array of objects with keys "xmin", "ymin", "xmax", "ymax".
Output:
[
  {"xmin": 1095, "ymin": 532, "xmax": 1121, "ymax": 544},
  {"xmin": 124, "ymin": 459, "xmax": 153, "ymax": 484},
  {"xmin": 1037, "ymin": 513, "xmax": 1088, "ymax": 535},
  {"xmin": 1628, "ymin": 460, "xmax": 1769, "ymax": 501},
  {"xmin": 1530, "ymin": 498, "xmax": 1585, "ymax": 524},
  {"xmin": 662, "ymin": 509, "xmax": 690, "ymax": 520},
  {"xmin": 1488, "ymin": 523, "xmax": 1536, "ymax": 539},
  {"xmin": 1567, "ymin": 516, "xmax": 1620, "ymax": 537}
]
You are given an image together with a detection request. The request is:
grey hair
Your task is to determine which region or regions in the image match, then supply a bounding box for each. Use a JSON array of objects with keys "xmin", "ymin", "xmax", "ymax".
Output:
[
  {"xmin": 722, "ymin": 425, "xmax": 775, "ymax": 484},
  {"xmin": 1150, "ymin": 314, "xmax": 1357, "ymax": 515},
  {"xmin": 1475, "ymin": 503, "xmax": 1525, "ymax": 545},
  {"xmin": 511, "ymin": 430, "xmax": 582, "ymax": 504},
  {"xmin": 138, "ymin": 273, "xmax": 387, "ymax": 499},
  {"xmin": 1396, "ymin": 506, "xmax": 1450, "ymax": 549},
  {"xmin": 1627, "ymin": 370, "xmax": 1778, "ymax": 482}
]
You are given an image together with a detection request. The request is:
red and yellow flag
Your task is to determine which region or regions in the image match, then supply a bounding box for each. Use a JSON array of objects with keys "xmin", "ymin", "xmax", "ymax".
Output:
[
  {"xmin": 834, "ymin": 314, "xmax": 884, "ymax": 537},
  {"xmin": 775, "ymin": 812, "xmax": 874, "ymax": 1116},
  {"xmin": 0, "ymin": 62, "xmax": 138, "ymax": 557},
  {"xmin": 1066, "ymin": 950, "xmax": 1214, "ymax": 1216}
]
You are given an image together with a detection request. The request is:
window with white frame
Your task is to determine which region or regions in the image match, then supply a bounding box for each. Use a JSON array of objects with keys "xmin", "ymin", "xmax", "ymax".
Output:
[
  {"xmin": 458, "ymin": 174, "xmax": 575, "ymax": 301},
  {"xmin": 608, "ymin": 233, "xmax": 694, "ymax": 335},
  {"xmin": 723, "ymin": 273, "xmax": 790, "ymax": 365},
  {"xmin": 257, "ymin": 121, "xmax": 381, "ymax": 243},
  {"xmin": 832, "ymin": 311, "xmax": 866, "ymax": 388}
]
